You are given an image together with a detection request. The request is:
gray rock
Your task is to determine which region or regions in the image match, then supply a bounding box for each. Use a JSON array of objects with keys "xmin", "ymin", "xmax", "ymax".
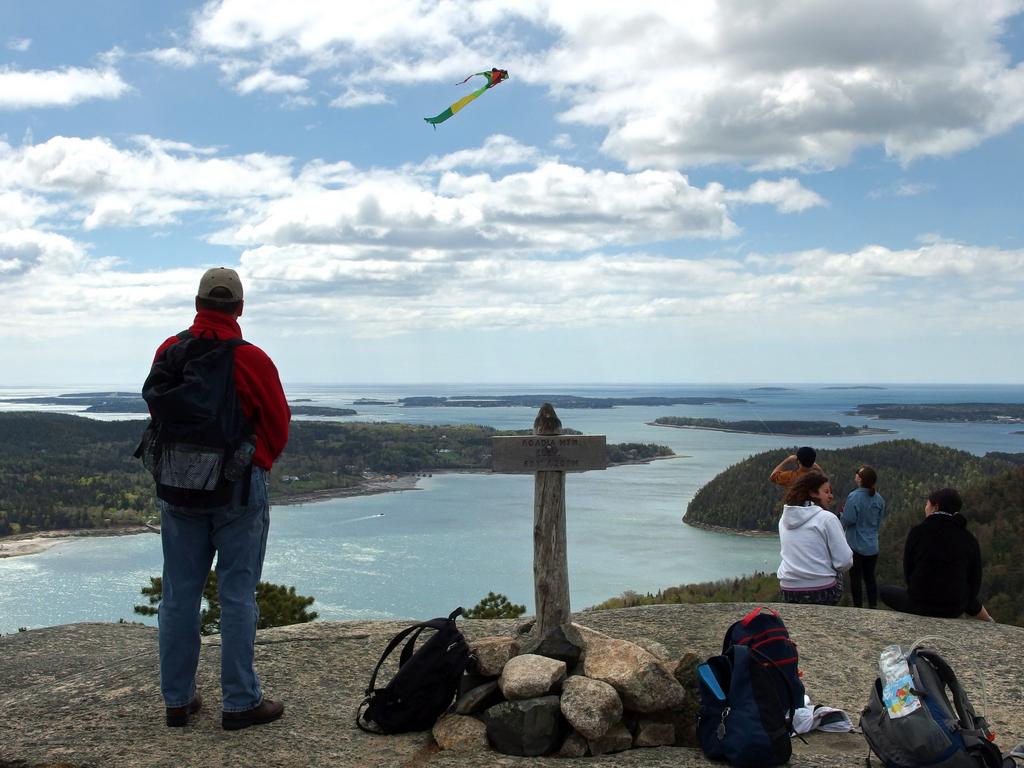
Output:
[
  {"xmin": 458, "ymin": 670, "xmax": 496, "ymax": 695},
  {"xmin": 432, "ymin": 714, "xmax": 488, "ymax": 752},
  {"xmin": 634, "ymin": 719, "xmax": 675, "ymax": 747},
  {"xmin": 634, "ymin": 636, "xmax": 672, "ymax": 661},
  {"xmin": 484, "ymin": 695, "xmax": 566, "ymax": 757},
  {"xmin": 498, "ymin": 653, "xmax": 566, "ymax": 700},
  {"xmin": 558, "ymin": 675, "xmax": 623, "ymax": 740},
  {"xmin": 518, "ymin": 623, "xmax": 583, "ymax": 666},
  {"xmin": 556, "ymin": 730, "xmax": 589, "ymax": 758},
  {"xmin": 3, "ymin": 605, "xmax": 1022, "ymax": 768},
  {"xmin": 453, "ymin": 680, "xmax": 503, "ymax": 715},
  {"xmin": 469, "ymin": 635, "xmax": 519, "ymax": 677},
  {"xmin": 588, "ymin": 721, "xmax": 633, "ymax": 756},
  {"xmin": 581, "ymin": 634, "xmax": 686, "ymax": 713}
]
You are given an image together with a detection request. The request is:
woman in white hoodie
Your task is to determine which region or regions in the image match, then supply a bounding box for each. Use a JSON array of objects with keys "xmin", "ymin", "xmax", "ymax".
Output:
[{"xmin": 777, "ymin": 472, "xmax": 854, "ymax": 605}]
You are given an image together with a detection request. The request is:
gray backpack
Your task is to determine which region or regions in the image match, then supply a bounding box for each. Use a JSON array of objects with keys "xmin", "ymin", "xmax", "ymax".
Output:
[{"xmin": 861, "ymin": 646, "xmax": 1010, "ymax": 768}]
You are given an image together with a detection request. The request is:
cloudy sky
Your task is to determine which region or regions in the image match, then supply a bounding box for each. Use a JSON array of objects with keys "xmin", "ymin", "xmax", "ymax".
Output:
[{"xmin": 2, "ymin": 1, "xmax": 1023, "ymax": 386}]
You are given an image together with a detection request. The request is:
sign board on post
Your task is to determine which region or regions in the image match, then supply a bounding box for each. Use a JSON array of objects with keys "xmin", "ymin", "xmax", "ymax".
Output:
[
  {"xmin": 490, "ymin": 434, "xmax": 607, "ymax": 473},
  {"xmin": 490, "ymin": 404, "xmax": 608, "ymax": 639}
]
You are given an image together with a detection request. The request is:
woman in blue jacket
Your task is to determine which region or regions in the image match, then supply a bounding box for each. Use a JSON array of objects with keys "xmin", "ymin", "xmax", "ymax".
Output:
[{"xmin": 841, "ymin": 466, "xmax": 886, "ymax": 608}]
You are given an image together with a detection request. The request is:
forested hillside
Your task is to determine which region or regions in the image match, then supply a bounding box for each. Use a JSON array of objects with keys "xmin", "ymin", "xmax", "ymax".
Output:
[
  {"xmin": 684, "ymin": 440, "xmax": 1018, "ymax": 531},
  {"xmin": 0, "ymin": 413, "xmax": 671, "ymax": 536}
]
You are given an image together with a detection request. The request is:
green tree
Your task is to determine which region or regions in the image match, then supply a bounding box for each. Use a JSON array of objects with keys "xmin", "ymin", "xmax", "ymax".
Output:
[
  {"xmin": 134, "ymin": 572, "xmax": 318, "ymax": 635},
  {"xmin": 464, "ymin": 591, "xmax": 527, "ymax": 619}
]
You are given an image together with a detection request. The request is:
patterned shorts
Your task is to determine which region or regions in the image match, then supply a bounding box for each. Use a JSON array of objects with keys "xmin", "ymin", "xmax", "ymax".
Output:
[{"xmin": 781, "ymin": 581, "xmax": 844, "ymax": 606}]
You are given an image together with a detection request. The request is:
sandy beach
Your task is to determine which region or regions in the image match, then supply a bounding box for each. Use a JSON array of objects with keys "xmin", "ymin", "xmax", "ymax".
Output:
[{"xmin": 0, "ymin": 525, "xmax": 157, "ymax": 559}]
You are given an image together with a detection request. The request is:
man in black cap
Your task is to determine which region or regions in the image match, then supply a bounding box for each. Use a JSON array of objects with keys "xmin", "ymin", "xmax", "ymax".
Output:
[{"xmin": 147, "ymin": 267, "xmax": 291, "ymax": 730}]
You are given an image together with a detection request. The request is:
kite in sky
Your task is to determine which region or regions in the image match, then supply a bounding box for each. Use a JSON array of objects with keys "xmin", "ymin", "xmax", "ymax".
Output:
[{"xmin": 424, "ymin": 68, "xmax": 509, "ymax": 127}]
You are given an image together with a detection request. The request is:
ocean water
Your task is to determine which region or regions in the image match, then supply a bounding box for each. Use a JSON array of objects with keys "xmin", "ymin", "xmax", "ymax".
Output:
[{"xmin": 1, "ymin": 383, "xmax": 1021, "ymax": 633}]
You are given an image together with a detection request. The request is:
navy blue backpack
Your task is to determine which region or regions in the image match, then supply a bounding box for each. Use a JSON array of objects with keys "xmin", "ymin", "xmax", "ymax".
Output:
[
  {"xmin": 697, "ymin": 643, "xmax": 798, "ymax": 768},
  {"xmin": 722, "ymin": 606, "xmax": 805, "ymax": 706}
]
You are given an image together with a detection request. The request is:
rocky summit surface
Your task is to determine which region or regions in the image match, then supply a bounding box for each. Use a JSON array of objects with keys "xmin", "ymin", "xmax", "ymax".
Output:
[{"xmin": 2, "ymin": 603, "xmax": 1022, "ymax": 768}]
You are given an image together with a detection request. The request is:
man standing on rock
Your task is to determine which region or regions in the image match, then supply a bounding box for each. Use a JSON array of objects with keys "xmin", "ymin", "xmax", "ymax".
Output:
[{"xmin": 142, "ymin": 267, "xmax": 290, "ymax": 729}]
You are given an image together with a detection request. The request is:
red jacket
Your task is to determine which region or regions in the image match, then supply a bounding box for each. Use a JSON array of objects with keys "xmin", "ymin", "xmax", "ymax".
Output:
[{"xmin": 153, "ymin": 310, "xmax": 290, "ymax": 470}]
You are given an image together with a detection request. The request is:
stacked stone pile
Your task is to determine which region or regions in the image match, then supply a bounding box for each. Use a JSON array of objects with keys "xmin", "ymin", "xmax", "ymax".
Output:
[{"xmin": 431, "ymin": 622, "xmax": 702, "ymax": 758}]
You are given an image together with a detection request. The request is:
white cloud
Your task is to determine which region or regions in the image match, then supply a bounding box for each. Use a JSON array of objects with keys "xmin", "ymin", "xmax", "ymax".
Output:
[
  {"xmin": 868, "ymin": 181, "xmax": 935, "ymax": 199},
  {"xmin": 329, "ymin": 87, "xmax": 391, "ymax": 108},
  {"xmin": 724, "ymin": 178, "xmax": 827, "ymax": 213},
  {"xmin": 189, "ymin": 0, "xmax": 1024, "ymax": 170},
  {"xmin": 222, "ymin": 162, "xmax": 740, "ymax": 252},
  {"xmin": 145, "ymin": 47, "xmax": 199, "ymax": 68},
  {"xmin": 0, "ymin": 191, "xmax": 57, "ymax": 228},
  {"xmin": 0, "ymin": 66, "xmax": 129, "ymax": 109},
  {"xmin": 0, "ymin": 136, "xmax": 295, "ymax": 229},
  {"xmin": 7, "ymin": 37, "xmax": 32, "ymax": 52},
  {"xmin": 414, "ymin": 134, "xmax": 547, "ymax": 172},
  {"xmin": 235, "ymin": 69, "xmax": 308, "ymax": 94}
]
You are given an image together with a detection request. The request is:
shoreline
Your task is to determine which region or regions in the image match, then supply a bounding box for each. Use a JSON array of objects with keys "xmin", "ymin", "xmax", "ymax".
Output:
[
  {"xmin": 0, "ymin": 456, "xmax": 684, "ymax": 559},
  {"xmin": 646, "ymin": 421, "xmax": 894, "ymax": 437},
  {"xmin": 271, "ymin": 473, "xmax": 423, "ymax": 506},
  {"xmin": 0, "ymin": 525, "xmax": 157, "ymax": 559},
  {"xmin": 682, "ymin": 518, "xmax": 779, "ymax": 539}
]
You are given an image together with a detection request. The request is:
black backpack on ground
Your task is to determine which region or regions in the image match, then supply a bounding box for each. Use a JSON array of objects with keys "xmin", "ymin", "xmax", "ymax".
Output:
[
  {"xmin": 357, "ymin": 608, "xmax": 471, "ymax": 734},
  {"xmin": 697, "ymin": 641, "xmax": 799, "ymax": 768},
  {"xmin": 135, "ymin": 330, "xmax": 254, "ymax": 508},
  {"xmin": 861, "ymin": 646, "xmax": 1011, "ymax": 768},
  {"xmin": 722, "ymin": 606, "xmax": 806, "ymax": 707}
]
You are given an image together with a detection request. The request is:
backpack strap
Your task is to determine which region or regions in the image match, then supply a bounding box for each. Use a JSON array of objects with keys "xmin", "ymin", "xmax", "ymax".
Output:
[
  {"xmin": 914, "ymin": 650, "xmax": 990, "ymax": 733},
  {"xmin": 362, "ymin": 608, "xmax": 464, "ymax": 697},
  {"xmin": 355, "ymin": 608, "xmax": 464, "ymax": 734}
]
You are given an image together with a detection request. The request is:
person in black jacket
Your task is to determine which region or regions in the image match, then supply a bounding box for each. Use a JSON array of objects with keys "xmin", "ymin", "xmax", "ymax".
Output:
[{"xmin": 879, "ymin": 488, "xmax": 994, "ymax": 621}]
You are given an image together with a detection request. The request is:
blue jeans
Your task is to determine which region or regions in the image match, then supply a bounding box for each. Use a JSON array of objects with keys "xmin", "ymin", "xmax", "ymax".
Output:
[{"xmin": 158, "ymin": 467, "xmax": 269, "ymax": 712}]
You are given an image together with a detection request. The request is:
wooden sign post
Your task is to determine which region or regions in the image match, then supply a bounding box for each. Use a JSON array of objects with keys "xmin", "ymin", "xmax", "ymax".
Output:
[{"xmin": 491, "ymin": 404, "xmax": 607, "ymax": 638}]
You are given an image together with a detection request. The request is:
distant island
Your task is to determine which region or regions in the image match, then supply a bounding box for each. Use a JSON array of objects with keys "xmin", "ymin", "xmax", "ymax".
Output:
[
  {"xmin": 749, "ymin": 387, "xmax": 791, "ymax": 391},
  {"xmin": 398, "ymin": 395, "xmax": 747, "ymax": 409},
  {"xmin": 0, "ymin": 413, "xmax": 674, "ymax": 540},
  {"xmin": 850, "ymin": 402, "xmax": 1024, "ymax": 423},
  {"xmin": 353, "ymin": 398, "xmax": 396, "ymax": 405},
  {"xmin": 650, "ymin": 416, "xmax": 891, "ymax": 437},
  {"xmin": 0, "ymin": 392, "xmax": 356, "ymax": 418},
  {"xmin": 822, "ymin": 385, "xmax": 886, "ymax": 390},
  {"xmin": 288, "ymin": 406, "xmax": 357, "ymax": 416},
  {"xmin": 3, "ymin": 392, "xmax": 148, "ymax": 413}
]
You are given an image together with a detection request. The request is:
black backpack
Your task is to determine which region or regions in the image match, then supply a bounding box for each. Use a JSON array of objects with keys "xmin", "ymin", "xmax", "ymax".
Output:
[
  {"xmin": 861, "ymin": 646, "xmax": 1011, "ymax": 768},
  {"xmin": 723, "ymin": 606, "xmax": 806, "ymax": 707},
  {"xmin": 136, "ymin": 330, "xmax": 253, "ymax": 508},
  {"xmin": 697, "ymin": 642, "xmax": 798, "ymax": 768},
  {"xmin": 357, "ymin": 608, "xmax": 471, "ymax": 734}
]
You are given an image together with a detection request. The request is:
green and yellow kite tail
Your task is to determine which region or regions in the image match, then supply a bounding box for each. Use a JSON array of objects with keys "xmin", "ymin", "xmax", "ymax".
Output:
[{"xmin": 424, "ymin": 68, "xmax": 508, "ymax": 128}]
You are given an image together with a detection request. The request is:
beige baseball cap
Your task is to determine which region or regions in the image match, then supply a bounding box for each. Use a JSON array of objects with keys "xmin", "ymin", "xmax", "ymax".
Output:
[{"xmin": 197, "ymin": 267, "xmax": 243, "ymax": 302}]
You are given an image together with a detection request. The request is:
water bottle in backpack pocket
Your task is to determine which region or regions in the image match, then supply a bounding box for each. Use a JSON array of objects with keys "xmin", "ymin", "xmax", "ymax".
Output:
[{"xmin": 861, "ymin": 645, "xmax": 1011, "ymax": 768}]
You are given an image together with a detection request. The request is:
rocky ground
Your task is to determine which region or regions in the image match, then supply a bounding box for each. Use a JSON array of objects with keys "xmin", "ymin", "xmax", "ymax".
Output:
[{"xmin": 1, "ymin": 603, "xmax": 1021, "ymax": 768}]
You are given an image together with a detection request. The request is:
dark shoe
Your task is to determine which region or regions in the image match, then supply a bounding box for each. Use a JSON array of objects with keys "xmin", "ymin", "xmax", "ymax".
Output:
[
  {"xmin": 166, "ymin": 692, "xmax": 202, "ymax": 727},
  {"xmin": 222, "ymin": 699, "xmax": 284, "ymax": 731}
]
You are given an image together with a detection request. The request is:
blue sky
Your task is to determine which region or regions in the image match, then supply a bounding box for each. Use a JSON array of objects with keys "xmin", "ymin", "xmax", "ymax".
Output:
[{"xmin": 2, "ymin": 1, "xmax": 1023, "ymax": 386}]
